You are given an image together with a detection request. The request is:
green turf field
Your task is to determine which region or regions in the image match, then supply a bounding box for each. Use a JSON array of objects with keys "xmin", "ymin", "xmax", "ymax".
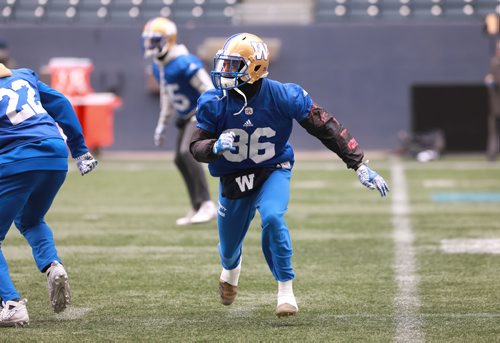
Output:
[{"xmin": 1, "ymin": 154, "xmax": 499, "ymax": 342}]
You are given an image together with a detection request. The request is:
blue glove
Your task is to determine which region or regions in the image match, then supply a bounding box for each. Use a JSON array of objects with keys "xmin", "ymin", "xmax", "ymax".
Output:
[
  {"xmin": 76, "ymin": 152, "xmax": 98, "ymax": 176},
  {"xmin": 356, "ymin": 163, "xmax": 389, "ymax": 197},
  {"xmin": 213, "ymin": 131, "xmax": 237, "ymax": 155}
]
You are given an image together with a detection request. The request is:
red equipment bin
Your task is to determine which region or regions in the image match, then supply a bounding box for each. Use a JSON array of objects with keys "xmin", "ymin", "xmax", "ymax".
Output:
[
  {"xmin": 70, "ymin": 94, "xmax": 122, "ymax": 150},
  {"xmin": 48, "ymin": 57, "xmax": 121, "ymax": 151}
]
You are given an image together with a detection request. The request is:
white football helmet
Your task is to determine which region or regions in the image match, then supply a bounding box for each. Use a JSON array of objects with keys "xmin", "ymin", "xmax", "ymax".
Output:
[
  {"xmin": 211, "ymin": 33, "xmax": 270, "ymax": 90},
  {"xmin": 142, "ymin": 17, "xmax": 177, "ymax": 59}
]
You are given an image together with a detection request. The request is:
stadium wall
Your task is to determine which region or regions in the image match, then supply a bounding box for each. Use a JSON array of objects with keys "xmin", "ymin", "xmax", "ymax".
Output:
[{"xmin": 1, "ymin": 23, "xmax": 491, "ymax": 151}]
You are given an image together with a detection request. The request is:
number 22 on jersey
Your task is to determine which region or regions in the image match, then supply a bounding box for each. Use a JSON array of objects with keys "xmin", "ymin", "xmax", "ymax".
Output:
[{"xmin": 0, "ymin": 80, "xmax": 46, "ymax": 125}]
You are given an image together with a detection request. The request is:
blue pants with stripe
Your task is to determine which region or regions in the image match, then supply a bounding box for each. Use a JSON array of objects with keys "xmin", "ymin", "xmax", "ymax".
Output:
[
  {"xmin": 0, "ymin": 170, "xmax": 65, "ymax": 302},
  {"xmin": 217, "ymin": 168, "xmax": 294, "ymax": 282}
]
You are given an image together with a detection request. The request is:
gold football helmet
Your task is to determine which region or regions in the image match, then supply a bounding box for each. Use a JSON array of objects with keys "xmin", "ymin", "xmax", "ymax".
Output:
[
  {"xmin": 142, "ymin": 17, "xmax": 177, "ymax": 58},
  {"xmin": 211, "ymin": 33, "xmax": 270, "ymax": 90}
]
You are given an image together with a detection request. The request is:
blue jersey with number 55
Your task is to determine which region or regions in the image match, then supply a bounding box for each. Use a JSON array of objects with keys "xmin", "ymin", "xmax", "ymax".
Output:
[
  {"xmin": 196, "ymin": 78, "xmax": 313, "ymax": 177},
  {"xmin": 152, "ymin": 53, "xmax": 204, "ymax": 117}
]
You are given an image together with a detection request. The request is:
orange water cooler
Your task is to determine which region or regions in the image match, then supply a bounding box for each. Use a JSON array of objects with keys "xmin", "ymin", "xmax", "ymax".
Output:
[{"xmin": 48, "ymin": 57, "xmax": 121, "ymax": 152}]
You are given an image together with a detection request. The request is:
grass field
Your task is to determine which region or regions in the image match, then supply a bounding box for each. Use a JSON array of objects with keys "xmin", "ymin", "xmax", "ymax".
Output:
[{"xmin": 1, "ymin": 154, "xmax": 499, "ymax": 342}]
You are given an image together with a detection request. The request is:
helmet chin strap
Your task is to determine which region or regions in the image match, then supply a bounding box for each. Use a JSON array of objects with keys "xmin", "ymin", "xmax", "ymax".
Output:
[
  {"xmin": 220, "ymin": 76, "xmax": 248, "ymax": 116},
  {"xmin": 157, "ymin": 46, "xmax": 169, "ymax": 60},
  {"xmin": 233, "ymin": 87, "xmax": 247, "ymax": 116}
]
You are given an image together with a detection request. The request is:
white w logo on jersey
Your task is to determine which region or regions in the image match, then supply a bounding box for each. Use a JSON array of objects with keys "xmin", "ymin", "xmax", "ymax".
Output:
[
  {"xmin": 251, "ymin": 42, "xmax": 269, "ymax": 61},
  {"xmin": 235, "ymin": 174, "xmax": 255, "ymax": 192}
]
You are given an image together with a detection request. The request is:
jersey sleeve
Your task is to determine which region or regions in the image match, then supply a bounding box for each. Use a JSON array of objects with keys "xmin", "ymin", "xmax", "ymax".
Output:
[
  {"xmin": 281, "ymin": 83, "xmax": 313, "ymax": 122},
  {"xmin": 299, "ymin": 103, "xmax": 364, "ymax": 169},
  {"xmin": 195, "ymin": 91, "xmax": 219, "ymax": 134},
  {"xmin": 184, "ymin": 55, "xmax": 204, "ymax": 80},
  {"xmin": 37, "ymin": 81, "xmax": 88, "ymax": 158}
]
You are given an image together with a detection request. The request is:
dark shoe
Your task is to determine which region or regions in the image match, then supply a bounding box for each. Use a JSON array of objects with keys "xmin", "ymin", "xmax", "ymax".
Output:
[{"xmin": 219, "ymin": 280, "xmax": 237, "ymax": 305}]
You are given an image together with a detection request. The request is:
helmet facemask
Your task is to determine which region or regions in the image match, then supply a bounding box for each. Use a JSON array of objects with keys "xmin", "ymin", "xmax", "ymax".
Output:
[
  {"xmin": 142, "ymin": 17, "xmax": 177, "ymax": 59},
  {"xmin": 143, "ymin": 33, "xmax": 171, "ymax": 58},
  {"xmin": 211, "ymin": 51, "xmax": 250, "ymax": 90}
]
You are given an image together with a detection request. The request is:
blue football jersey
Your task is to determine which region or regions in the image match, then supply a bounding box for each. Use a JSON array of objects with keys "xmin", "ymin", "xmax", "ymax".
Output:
[
  {"xmin": 196, "ymin": 78, "xmax": 313, "ymax": 177},
  {"xmin": 0, "ymin": 69, "xmax": 61, "ymax": 154},
  {"xmin": 152, "ymin": 54, "xmax": 205, "ymax": 117},
  {"xmin": 0, "ymin": 68, "xmax": 88, "ymax": 177}
]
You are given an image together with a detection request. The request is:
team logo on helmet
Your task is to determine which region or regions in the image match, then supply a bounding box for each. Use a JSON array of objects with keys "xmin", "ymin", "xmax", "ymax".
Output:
[{"xmin": 250, "ymin": 42, "xmax": 269, "ymax": 61}]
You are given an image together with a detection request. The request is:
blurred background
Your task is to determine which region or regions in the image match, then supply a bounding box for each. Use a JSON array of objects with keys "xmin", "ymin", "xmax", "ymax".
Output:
[{"xmin": 0, "ymin": 0, "xmax": 496, "ymax": 154}]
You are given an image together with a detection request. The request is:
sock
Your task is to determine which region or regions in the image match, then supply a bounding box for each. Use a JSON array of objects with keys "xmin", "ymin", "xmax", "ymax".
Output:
[
  {"xmin": 277, "ymin": 280, "xmax": 297, "ymax": 308},
  {"xmin": 220, "ymin": 260, "xmax": 242, "ymax": 286},
  {"xmin": 278, "ymin": 280, "xmax": 294, "ymax": 298}
]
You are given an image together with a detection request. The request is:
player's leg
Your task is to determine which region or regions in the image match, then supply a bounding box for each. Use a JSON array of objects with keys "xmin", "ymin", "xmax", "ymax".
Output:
[
  {"xmin": 217, "ymin": 185, "xmax": 256, "ymax": 305},
  {"xmin": 494, "ymin": 117, "xmax": 500, "ymax": 160},
  {"xmin": 256, "ymin": 168, "xmax": 298, "ymax": 316},
  {"xmin": 0, "ymin": 173, "xmax": 32, "ymax": 326},
  {"xmin": 174, "ymin": 118, "xmax": 215, "ymax": 225},
  {"xmin": 14, "ymin": 171, "xmax": 65, "ymax": 271},
  {"xmin": 257, "ymin": 169, "xmax": 294, "ymax": 282},
  {"xmin": 487, "ymin": 115, "xmax": 500, "ymax": 161},
  {"xmin": 14, "ymin": 170, "xmax": 70, "ymax": 313}
]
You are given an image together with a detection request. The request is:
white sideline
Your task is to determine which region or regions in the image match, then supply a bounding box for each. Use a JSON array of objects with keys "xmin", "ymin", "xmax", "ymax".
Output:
[{"xmin": 391, "ymin": 158, "xmax": 424, "ymax": 343}]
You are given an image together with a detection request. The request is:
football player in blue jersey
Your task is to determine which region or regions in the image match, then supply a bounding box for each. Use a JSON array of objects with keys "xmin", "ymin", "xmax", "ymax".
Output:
[
  {"xmin": 142, "ymin": 17, "xmax": 217, "ymax": 225},
  {"xmin": 0, "ymin": 64, "xmax": 98, "ymax": 326},
  {"xmin": 190, "ymin": 33, "xmax": 389, "ymax": 317}
]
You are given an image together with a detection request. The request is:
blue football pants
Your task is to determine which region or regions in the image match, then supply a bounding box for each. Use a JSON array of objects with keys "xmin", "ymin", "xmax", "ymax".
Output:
[
  {"xmin": 0, "ymin": 170, "xmax": 66, "ymax": 302},
  {"xmin": 217, "ymin": 168, "xmax": 294, "ymax": 282}
]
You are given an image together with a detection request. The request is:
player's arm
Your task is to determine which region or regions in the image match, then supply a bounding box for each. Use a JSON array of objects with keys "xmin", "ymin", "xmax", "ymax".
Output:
[
  {"xmin": 37, "ymin": 81, "xmax": 98, "ymax": 175},
  {"xmin": 299, "ymin": 103, "xmax": 364, "ymax": 169},
  {"xmin": 191, "ymin": 90, "xmax": 237, "ymax": 162},
  {"xmin": 154, "ymin": 82, "xmax": 175, "ymax": 146},
  {"xmin": 37, "ymin": 81, "xmax": 88, "ymax": 158},
  {"xmin": 190, "ymin": 128, "xmax": 219, "ymax": 163},
  {"xmin": 189, "ymin": 68, "xmax": 214, "ymax": 95},
  {"xmin": 299, "ymin": 102, "xmax": 389, "ymax": 197}
]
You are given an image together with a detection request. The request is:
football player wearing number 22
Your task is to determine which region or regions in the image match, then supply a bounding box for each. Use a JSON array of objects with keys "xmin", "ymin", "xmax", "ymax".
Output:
[
  {"xmin": 190, "ymin": 33, "xmax": 390, "ymax": 317},
  {"xmin": 0, "ymin": 64, "xmax": 97, "ymax": 327}
]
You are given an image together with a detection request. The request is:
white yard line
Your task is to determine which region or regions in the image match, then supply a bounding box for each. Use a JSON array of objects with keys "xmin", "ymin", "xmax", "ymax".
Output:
[
  {"xmin": 441, "ymin": 239, "xmax": 500, "ymax": 254},
  {"xmin": 391, "ymin": 157, "xmax": 424, "ymax": 343},
  {"xmin": 317, "ymin": 312, "xmax": 500, "ymax": 319}
]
